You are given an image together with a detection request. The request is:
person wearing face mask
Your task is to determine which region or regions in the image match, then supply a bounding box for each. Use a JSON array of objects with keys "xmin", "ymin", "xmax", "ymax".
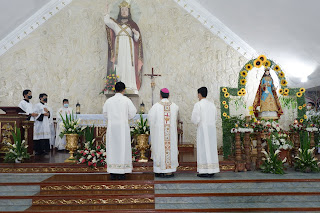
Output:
[
  {"xmin": 18, "ymin": 89, "xmax": 38, "ymax": 120},
  {"xmin": 55, "ymin": 99, "xmax": 73, "ymax": 151},
  {"xmin": 33, "ymin": 93, "xmax": 51, "ymax": 155},
  {"xmin": 306, "ymin": 102, "xmax": 316, "ymax": 120}
]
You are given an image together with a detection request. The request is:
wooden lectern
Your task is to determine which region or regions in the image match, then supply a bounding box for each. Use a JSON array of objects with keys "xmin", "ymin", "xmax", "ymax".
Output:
[{"xmin": 0, "ymin": 107, "xmax": 34, "ymax": 158}]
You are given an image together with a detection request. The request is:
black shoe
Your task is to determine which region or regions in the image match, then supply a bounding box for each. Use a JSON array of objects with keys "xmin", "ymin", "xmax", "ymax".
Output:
[
  {"xmin": 155, "ymin": 173, "xmax": 161, "ymax": 177},
  {"xmin": 164, "ymin": 173, "xmax": 174, "ymax": 178},
  {"xmin": 110, "ymin": 174, "xmax": 117, "ymax": 180},
  {"xmin": 118, "ymin": 174, "xmax": 126, "ymax": 180},
  {"xmin": 208, "ymin": 173, "xmax": 215, "ymax": 177},
  {"xmin": 197, "ymin": 173, "xmax": 210, "ymax": 178}
]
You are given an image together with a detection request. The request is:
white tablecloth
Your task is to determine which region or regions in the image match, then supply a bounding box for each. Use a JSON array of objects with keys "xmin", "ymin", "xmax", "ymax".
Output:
[{"xmin": 77, "ymin": 114, "xmax": 147, "ymax": 127}]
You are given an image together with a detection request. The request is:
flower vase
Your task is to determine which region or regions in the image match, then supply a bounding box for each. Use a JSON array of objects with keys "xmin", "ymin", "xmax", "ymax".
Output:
[
  {"xmin": 136, "ymin": 134, "xmax": 149, "ymax": 162},
  {"xmin": 65, "ymin": 134, "xmax": 79, "ymax": 163}
]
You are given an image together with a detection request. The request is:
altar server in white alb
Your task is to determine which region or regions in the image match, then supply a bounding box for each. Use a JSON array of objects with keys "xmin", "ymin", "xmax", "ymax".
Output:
[
  {"xmin": 33, "ymin": 93, "xmax": 51, "ymax": 155},
  {"xmin": 55, "ymin": 99, "xmax": 73, "ymax": 151},
  {"xmin": 149, "ymin": 88, "xmax": 179, "ymax": 178},
  {"xmin": 18, "ymin": 89, "xmax": 38, "ymax": 121},
  {"xmin": 103, "ymin": 82, "xmax": 137, "ymax": 180},
  {"xmin": 191, "ymin": 87, "xmax": 220, "ymax": 177}
]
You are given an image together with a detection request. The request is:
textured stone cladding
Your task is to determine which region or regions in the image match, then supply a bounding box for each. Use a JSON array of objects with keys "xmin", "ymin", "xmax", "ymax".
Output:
[{"xmin": 0, "ymin": 0, "xmax": 249, "ymax": 146}]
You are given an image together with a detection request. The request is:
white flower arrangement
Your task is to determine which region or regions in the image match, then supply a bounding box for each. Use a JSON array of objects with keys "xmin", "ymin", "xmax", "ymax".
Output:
[
  {"xmin": 4, "ymin": 128, "xmax": 30, "ymax": 163},
  {"xmin": 231, "ymin": 127, "xmax": 254, "ymax": 133}
]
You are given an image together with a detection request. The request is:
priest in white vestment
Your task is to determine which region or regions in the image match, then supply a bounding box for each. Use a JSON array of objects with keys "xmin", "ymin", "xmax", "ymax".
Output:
[
  {"xmin": 148, "ymin": 88, "xmax": 179, "ymax": 178},
  {"xmin": 104, "ymin": 1, "xmax": 143, "ymax": 94},
  {"xmin": 103, "ymin": 82, "xmax": 137, "ymax": 180},
  {"xmin": 191, "ymin": 87, "xmax": 220, "ymax": 177},
  {"xmin": 33, "ymin": 93, "xmax": 51, "ymax": 155},
  {"xmin": 18, "ymin": 89, "xmax": 38, "ymax": 121},
  {"xmin": 55, "ymin": 99, "xmax": 73, "ymax": 151}
]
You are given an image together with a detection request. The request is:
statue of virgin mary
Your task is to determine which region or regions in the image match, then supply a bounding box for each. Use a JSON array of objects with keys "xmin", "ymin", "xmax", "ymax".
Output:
[{"xmin": 253, "ymin": 67, "xmax": 283, "ymax": 120}]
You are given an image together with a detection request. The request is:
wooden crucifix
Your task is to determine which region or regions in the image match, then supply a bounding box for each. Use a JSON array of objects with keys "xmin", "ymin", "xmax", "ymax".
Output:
[{"xmin": 144, "ymin": 67, "xmax": 161, "ymax": 105}]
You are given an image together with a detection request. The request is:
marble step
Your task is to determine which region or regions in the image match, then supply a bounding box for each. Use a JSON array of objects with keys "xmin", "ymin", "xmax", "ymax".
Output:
[
  {"xmin": 155, "ymin": 182, "xmax": 320, "ymax": 191},
  {"xmin": 0, "ymin": 185, "xmax": 40, "ymax": 196},
  {"xmin": 0, "ymin": 199, "xmax": 32, "ymax": 212},
  {"xmin": 156, "ymin": 195, "xmax": 320, "ymax": 204}
]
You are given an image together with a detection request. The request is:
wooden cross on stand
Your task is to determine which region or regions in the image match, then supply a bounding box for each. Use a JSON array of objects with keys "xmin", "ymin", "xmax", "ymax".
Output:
[{"xmin": 144, "ymin": 67, "xmax": 161, "ymax": 105}]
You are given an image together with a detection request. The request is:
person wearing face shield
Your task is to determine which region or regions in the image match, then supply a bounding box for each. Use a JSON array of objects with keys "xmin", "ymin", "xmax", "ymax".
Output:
[{"xmin": 33, "ymin": 93, "xmax": 51, "ymax": 155}]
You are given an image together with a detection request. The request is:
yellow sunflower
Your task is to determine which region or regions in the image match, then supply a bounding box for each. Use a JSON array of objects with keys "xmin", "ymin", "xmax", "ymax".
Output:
[
  {"xmin": 298, "ymin": 106, "xmax": 303, "ymax": 110},
  {"xmin": 258, "ymin": 55, "xmax": 267, "ymax": 63},
  {"xmin": 273, "ymin": 65, "xmax": 281, "ymax": 72},
  {"xmin": 222, "ymin": 88, "xmax": 227, "ymax": 93},
  {"xmin": 240, "ymin": 70, "xmax": 247, "ymax": 77},
  {"xmin": 279, "ymin": 72, "xmax": 285, "ymax": 78},
  {"xmin": 253, "ymin": 59, "xmax": 263, "ymax": 68},
  {"xmin": 281, "ymin": 79, "xmax": 288, "ymax": 86},
  {"xmin": 296, "ymin": 92, "xmax": 302, "ymax": 98},
  {"xmin": 303, "ymin": 103, "xmax": 306, "ymax": 107},
  {"xmin": 283, "ymin": 93, "xmax": 289, "ymax": 96},
  {"xmin": 284, "ymin": 88, "xmax": 289, "ymax": 94},
  {"xmin": 237, "ymin": 91, "xmax": 243, "ymax": 96},
  {"xmin": 300, "ymin": 88, "xmax": 306, "ymax": 93},
  {"xmin": 224, "ymin": 93, "xmax": 230, "ymax": 98},
  {"xmin": 279, "ymin": 89, "xmax": 284, "ymax": 94},
  {"xmin": 223, "ymin": 112, "xmax": 227, "ymax": 117},
  {"xmin": 300, "ymin": 119, "xmax": 304, "ymax": 123},
  {"xmin": 224, "ymin": 104, "xmax": 229, "ymax": 109},
  {"xmin": 222, "ymin": 101, "xmax": 227, "ymax": 105},
  {"xmin": 304, "ymin": 114, "xmax": 307, "ymax": 119},
  {"xmin": 264, "ymin": 60, "xmax": 271, "ymax": 68},
  {"xmin": 245, "ymin": 64, "xmax": 253, "ymax": 71},
  {"xmin": 227, "ymin": 116, "xmax": 230, "ymax": 119},
  {"xmin": 240, "ymin": 79, "xmax": 247, "ymax": 85},
  {"xmin": 240, "ymin": 88, "xmax": 246, "ymax": 93}
]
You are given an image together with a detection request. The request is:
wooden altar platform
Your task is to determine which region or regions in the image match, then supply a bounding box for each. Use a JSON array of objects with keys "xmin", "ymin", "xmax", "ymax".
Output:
[{"xmin": 0, "ymin": 149, "xmax": 236, "ymax": 173}]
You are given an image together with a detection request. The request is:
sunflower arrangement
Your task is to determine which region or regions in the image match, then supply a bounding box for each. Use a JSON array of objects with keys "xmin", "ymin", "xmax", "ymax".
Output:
[
  {"xmin": 296, "ymin": 92, "xmax": 302, "ymax": 98},
  {"xmin": 253, "ymin": 59, "xmax": 263, "ymax": 68},
  {"xmin": 240, "ymin": 79, "xmax": 247, "ymax": 85},
  {"xmin": 281, "ymin": 79, "xmax": 288, "ymax": 86},
  {"xmin": 279, "ymin": 72, "xmax": 285, "ymax": 78},
  {"xmin": 264, "ymin": 60, "xmax": 271, "ymax": 67},
  {"xmin": 258, "ymin": 55, "xmax": 267, "ymax": 63},
  {"xmin": 240, "ymin": 70, "xmax": 247, "ymax": 77},
  {"xmin": 279, "ymin": 89, "xmax": 284, "ymax": 94},
  {"xmin": 245, "ymin": 64, "xmax": 253, "ymax": 71},
  {"xmin": 273, "ymin": 65, "xmax": 281, "ymax": 72}
]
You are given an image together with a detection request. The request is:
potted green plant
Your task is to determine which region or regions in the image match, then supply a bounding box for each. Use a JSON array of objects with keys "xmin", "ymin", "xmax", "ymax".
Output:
[
  {"xmin": 4, "ymin": 127, "xmax": 30, "ymax": 163},
  {"xmin": 131, "ymin": 114, "xmax": 150, "ymax": 162}
]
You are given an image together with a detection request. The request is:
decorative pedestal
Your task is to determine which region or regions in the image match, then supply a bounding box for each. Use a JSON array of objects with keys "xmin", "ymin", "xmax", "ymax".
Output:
[{"xmin": 234, "ymin": 132, "xmax": 246, "ymax": 172}]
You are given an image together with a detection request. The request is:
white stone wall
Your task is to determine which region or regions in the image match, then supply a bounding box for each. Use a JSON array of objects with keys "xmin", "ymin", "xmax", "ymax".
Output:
[{"xmin": 0, "ymin": 0, "xmax": 247, "ymax": 147}]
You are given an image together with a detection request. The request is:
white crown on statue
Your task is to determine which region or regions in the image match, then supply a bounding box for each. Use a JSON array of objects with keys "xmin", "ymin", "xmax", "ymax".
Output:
[{"xmin": 119, "ymin": 0, "xmax": 131, "ymax": 8}]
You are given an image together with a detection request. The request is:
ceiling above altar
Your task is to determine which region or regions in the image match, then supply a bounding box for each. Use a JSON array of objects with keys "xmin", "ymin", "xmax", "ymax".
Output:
[
  {"xmin": 0, "ymin": 0, "xmax": 320, "ymax": 89},
  {"xmin": 0, "ymin": 0, "xmax": 51, "ymax": 39}
]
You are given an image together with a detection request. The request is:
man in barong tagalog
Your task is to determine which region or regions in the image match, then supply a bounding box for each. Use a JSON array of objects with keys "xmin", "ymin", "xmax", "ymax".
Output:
[
  {"xmin": 253, "ymin": 67, "xmax": 283, "ymax": 120},
  {"xmin": 104, "ymin": 0, "xmax": 143, "ymax": 94}
]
